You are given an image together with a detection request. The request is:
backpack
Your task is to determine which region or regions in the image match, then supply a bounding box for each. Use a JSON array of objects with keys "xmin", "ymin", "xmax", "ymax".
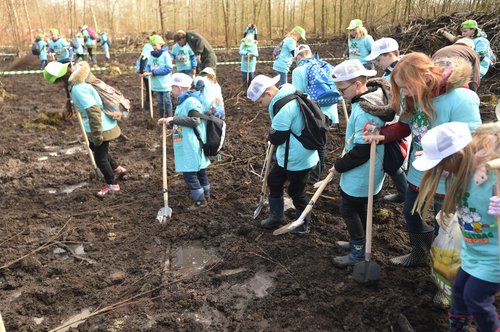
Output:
[
  {"xmin": 273, "ymin": 91, "xmax": 328, "ymax": 158},
  {"xmin": 305, "ymin": 57, "xmax": 342, "ymax": 106},
  {"xmin": 194, "ymin": 113, "xmax": 226, "ymax": 156},
  {"xmin": 90, "ymin": 79, "xmax": 131, "ymax": 121},
  {"xmin": 272, "ymin": 41, "xmax": 284, "ymax": 59},
  {"xmin": 85, "ymin": 27, "xmax": 98, "ymax": 40},
  {"xmin": 32, "ymin": 42, "xmax": 41, "ymax": 56}
]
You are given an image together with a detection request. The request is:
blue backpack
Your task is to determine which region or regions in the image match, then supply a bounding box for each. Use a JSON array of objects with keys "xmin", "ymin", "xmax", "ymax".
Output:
[{"xmin": 305, "ymin": 56, "xmax": 341, "ymax": 107}]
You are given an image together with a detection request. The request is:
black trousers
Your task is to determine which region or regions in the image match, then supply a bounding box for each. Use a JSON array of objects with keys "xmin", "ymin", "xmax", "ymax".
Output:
[
  {"xmin": 340, "ymin": 190, "xmax": 381, "ymax": 240},
  {"xmin": 89, "ymin": 141, "xmax": 118, "ymax": 185},
  {"xmin": 267, "ymin": 164, "xmax": 310, "ymax": 213}
]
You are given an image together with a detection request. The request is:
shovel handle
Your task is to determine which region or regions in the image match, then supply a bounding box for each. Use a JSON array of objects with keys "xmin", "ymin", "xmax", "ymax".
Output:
[
  {"xmin": 140, "ymin": 76, "xmax": 144, "ymax": 110},
  {"xmin": 342, "ymin": 99, "xmax": 349, "ymax": 125},
  {"xmin": 260, "ymin": 144, "xmax": 276, "ymax": 197},
  {"xmin": 148, "ymin": 76, "xmax": 153, "ymax": 119},
  {"xmin": 162, "ymin": 123, "xmax": 169, "ymax": 206},
  {"xmin": 365, "ymin": 140, "xmax": 377, "ymax": 260},
  {"xmin": 0, "ymin": 311, "xmax": 5, "ymax": 332},
  {"xmin": 76, "ymin": 111, "xmax": 99, "ymax": 171}
]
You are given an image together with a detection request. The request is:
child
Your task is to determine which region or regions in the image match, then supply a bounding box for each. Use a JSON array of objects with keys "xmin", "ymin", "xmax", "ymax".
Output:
[
  {"xmin": 98, "ymin": 31, "xmax": 111, "ymax": 62},
  {"xmin": 243, "ymin": 23, "xmax": 258, "ymax": 41},
  {"xmin": 136, "ymin": 34, "xmax": 154, "ymax": 110},
  {"xmin": 247, "ymin": 75, "xmax": 319, "ymax": 234},
  {"xmin": 72, "ymin": 33, "xmax": 85, "ymax": 63},
  {"xmin": 48, "ymin": 28, "xmax": 70, "ymax": 63},
  {"xmin": 170, "ymin": 40, "xmax": 197, "ymax": 76},
  {"xmin": 35, "ymin": 34, "xmax": 48, "ymax": 70},
  {"xmin": 365, "ymin": 53, "xmax": 481, "ymax": 268},
  {"xmin": 239, "ymin": 34, "xmax": 258, "ymax": 86},
  {"xmin": 158, "ymin": 73, "xmax": 211, "ymax": 210},
  {"xmin": 143, "ymin": 34, "xmax": 173, "ymax": 118},
  {"xmin": 412, "ymin": 122, "xmax": 499, "ymax": 332},
  {"xmin": 81, "ymin": 25, "xmax": 97, "ymax": 64},
  {"xmin": 328, "ymin": 59, "xmax": 391, "ymax": 267},
  {"xmin": 344, "ymin": 19, "xmax": 374, "ymax": 70},
  {"xmin": 364, "ymin": 37, "xmax": 408, "ymax": 203},
  {"xmin": 291, "ymin": 44, "xmax": 339, "ymax": 180},
  {"xmin": 194, "ymin": 67, "xmax": 225, "ymax": 119},
  {"xmin": 43, "ymin": 61, "xmax": 126, "ymax": 196},
  {"xmin": 273, "ymin": 26, "xmax": 306, "ymax": 86},
  {"xmin": 460, "ymin": 20, "xmax": 493, "ymax": 78}
]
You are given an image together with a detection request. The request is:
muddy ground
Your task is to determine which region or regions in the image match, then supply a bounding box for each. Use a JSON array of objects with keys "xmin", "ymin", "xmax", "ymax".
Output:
[{"xmin": 0, "ymin": 37, "xmax": 498, "ymax": 332}]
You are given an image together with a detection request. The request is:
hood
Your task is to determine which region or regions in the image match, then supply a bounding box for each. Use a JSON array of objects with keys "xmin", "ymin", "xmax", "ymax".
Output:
[
  {"xmin": 432, "ymin": 57, "xmax": 471, "ymax": 95},
  {"xmin": 354, "ymin": 77, "xmax": 395, "ymax": 122},
  {"xmin": 178, "ymin": 90, "xmax": 201, "ymax": 105},
  {"xmin": 473, "ymin": 29, "xmax": 487, "ymax": 39},
  {"xmin": 151, "ymin": 46, "xmax": 169, "ymax": 58},
  {"xmin": 68, "ymin": 61, "xmax": 97, "ymax": 85}
]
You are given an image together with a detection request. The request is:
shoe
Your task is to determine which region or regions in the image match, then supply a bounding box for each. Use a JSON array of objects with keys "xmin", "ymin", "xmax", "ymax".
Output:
[
  {"xmin": 383, "ymin": 193, "xmax": 405, "ymax": 203},
  {"xmin": 332, "ymin": 254, "xmax": 360, "ymax": 268},
  {"xmin": 187, "ymin": 200, "xmax": 207, "ymax": 211},
  {"xmin": 97, "ymin": 184, "xmax": 120, "ymax": 197},
  {"xmin": 113, "ymin": 166, "xmax": 127, "ymax": 174}
]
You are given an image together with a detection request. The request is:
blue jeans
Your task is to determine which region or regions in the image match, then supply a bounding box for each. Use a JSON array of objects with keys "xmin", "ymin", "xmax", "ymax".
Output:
[
  {"xmin": 157, "ymin": 91, "xmax": 172, "ymax": 118},
  {"xmin": 183, "ymin": 169, "xmax": 210, "ymax": 200},
  {"xmin": 40, "ymin": 60, "xmax": 48, "ymax": 70},
  {"xmin": 242, "ymin": 71, "xmax": 254, "ymax": 83},
  {"xmin": 451, "ymin": 268, "xmax": 500, "ymax": 332},
  {"xmin": 403, "ymin": 185, "xmax": 443, "ymax": 234},
  {"xmin": 275, "ymin": 71, "xmax": 287, "ymax": 86}
]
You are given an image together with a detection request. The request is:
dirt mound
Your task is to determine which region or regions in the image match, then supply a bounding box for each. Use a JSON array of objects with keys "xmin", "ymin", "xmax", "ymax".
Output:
[{"xmin": 7, "ymin": 54, "xmax": 39, "ymax": 71}]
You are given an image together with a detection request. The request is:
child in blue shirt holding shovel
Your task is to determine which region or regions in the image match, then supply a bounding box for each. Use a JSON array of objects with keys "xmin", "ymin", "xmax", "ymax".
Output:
[
  {"xmin": 158, "ymin": 73, "xmax": 211, "ymax": 210},
  {"xmin": 239, "ymin": 34, "xmax": 259, "ymax": 86}
]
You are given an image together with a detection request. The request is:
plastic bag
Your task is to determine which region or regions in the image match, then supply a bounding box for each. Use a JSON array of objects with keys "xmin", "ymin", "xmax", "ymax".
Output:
[{"xmin": 430, "ymin": 211, "xmax": 462, "ymax": 303}]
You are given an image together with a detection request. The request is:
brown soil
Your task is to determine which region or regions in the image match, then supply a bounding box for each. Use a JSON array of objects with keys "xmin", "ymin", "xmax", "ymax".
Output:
[{"xmin": 0, "ymin": 37, "xmax": 497, "ymax": 332}]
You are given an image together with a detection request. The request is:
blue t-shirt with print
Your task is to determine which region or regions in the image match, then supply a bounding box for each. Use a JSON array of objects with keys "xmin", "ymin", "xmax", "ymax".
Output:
[{"xmin": 348, "ymin": 36, "xmax": 374, "ymax": 64}]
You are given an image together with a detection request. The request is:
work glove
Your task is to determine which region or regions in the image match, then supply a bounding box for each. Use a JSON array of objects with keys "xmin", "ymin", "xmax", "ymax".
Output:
[
  {"xmin": 92, "ymin": 134, "xmax": 104, "ymax": 147},
  {"xmin": 488, "ymin": 196, "xmax": 500, "ymax": 217}
]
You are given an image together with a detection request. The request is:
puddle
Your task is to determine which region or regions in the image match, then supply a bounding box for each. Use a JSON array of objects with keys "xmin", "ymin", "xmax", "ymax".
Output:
[
  {"xmin": 181, "ymin": 304, "xmax": 227, "ymax": 331},
  {"xmin": 170, "ymin": 245, "xmax": 221, "ymax": 278},
  {"xmin": 58, "ymin": 308, "xmax": 92, "ymax": 332},
  {"xmin": 247, "ymin": 271, "xmax": 274, "ymax": 298}
]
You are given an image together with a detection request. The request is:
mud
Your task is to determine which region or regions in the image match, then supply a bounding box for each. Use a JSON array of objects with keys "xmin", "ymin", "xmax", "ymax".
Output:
[{"xmin": 0, "ymin": 38, "xmax": 497, "ymax": 332}]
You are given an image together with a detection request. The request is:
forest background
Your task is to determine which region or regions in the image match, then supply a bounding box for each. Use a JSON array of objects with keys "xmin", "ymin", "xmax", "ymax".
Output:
[{"xmin": 2, "ymin": 0, "xmax": 499, "ymax": 53}]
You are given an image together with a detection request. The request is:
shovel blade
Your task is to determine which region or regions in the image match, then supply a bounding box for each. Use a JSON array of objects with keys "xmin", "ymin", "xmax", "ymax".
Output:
[
  {"xmin": 156, "ymin": 206, "xmax": 172, "ymax": 223},
  {"xmin": 253, "ymin": 203, "xmax": 264, "ymax": 220},
  {"xmin": 352, "ymin": 260, "xmax": 380, "ymax": 285},
  {"xmin": 273, "ymin": 218, "xmax": 304, "ymax": 236}
]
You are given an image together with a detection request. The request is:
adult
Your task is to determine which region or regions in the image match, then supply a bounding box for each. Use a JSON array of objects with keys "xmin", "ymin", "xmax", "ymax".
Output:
[
  {"xmin": 171, "ymin": 30, "xmax": 217, "ymax": 72},
  {"xmin": 273, "ymin": 26, "xmax": 306, "ymax": 86},
  {"xmin": 432, "ymin": 38, "xmax": 481, "ymax": 92}
]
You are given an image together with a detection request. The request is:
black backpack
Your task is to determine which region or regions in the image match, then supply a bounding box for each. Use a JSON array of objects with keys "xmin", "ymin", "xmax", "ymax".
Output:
[
  {"xmin": 31, "ymin": 42, "xmax": 41, "ymax": 56},
  {"xmin": 273, "ymin": 91, "xmax": 328, "ymax": 150},
  {"xmin": 194, "ymin": 113, "xmax": 226, "ymax": 157}
]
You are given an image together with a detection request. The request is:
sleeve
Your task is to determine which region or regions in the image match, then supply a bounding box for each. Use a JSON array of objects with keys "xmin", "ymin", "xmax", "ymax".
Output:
[
  {"xmin": 86, "ymin": 104, "xmax": 103, "ymax": 140},
  {"xmin": 474, "ymin": 39, "xmax": 488, "ymax": 59},
  {"xmin": 253, "ymin": 44, "xmax": 259, "ymax": 57},
  {"xmin": 334, "ymin": 144, "xmax": 371, "ymax": 173},
  {"xmin": 170, "ymin": 46, "xmax": 177, "ymax": 60},
  {"xmin": 379, "ymin": 122, "xmax": 411, "ymax": 143},
  {"xmin": 190, "ymin": 34, "xmax": 204, "ymax": 54},
  {"xmin": 291, "ymin": 68, "xmax": 306, "ymax": 93},
  {"xmin": 366, "ymin": 36, "xmax": 374, "ymax": 53},
  {"xmin": 190, "ymin": 54, "xmax": 197, "ymax": 68},
  {"xmin": 173, "ymin": 109, "xmax": 202, "ymax": 128},
  {"xmin": 449, "ymin": 90, "xmax": 481, "ymax": 131},
  {"xmin": 152, "ymin": 56, "xmax": 173, "ymax": 76},
  {"xmin": 239, "ymin": 43, "xmax": 246, "ymax": 56},
  {"xmin": 268, "ymin": 127, "xmax": 290, "ymax": 146}
]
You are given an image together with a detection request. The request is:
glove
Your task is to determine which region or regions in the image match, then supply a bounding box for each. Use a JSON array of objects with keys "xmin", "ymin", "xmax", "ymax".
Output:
[
  {"xmin": 92, "ymin": 134, "xmax": 104, "ymax": 146},
  {"xmin": 488, "ymin": 196, "xmax": 500, "ymax": 217}
]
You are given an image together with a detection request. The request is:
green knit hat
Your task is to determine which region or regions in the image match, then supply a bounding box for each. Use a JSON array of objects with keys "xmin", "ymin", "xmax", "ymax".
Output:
[
  {"xmin": 461, "ymin": 20, "xmax": 478, "ymax": 29},
  {"xmin": 43, "ymin": 62, "xmax": 70, "ymax": 84},
  {"xmin": 149, "ymin": 34, "xmax": 165, "ymax": 46}
]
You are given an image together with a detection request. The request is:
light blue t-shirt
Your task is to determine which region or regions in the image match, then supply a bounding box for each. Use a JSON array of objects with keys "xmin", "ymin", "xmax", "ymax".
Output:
[
  {"xmin": 70, "ymin": 83, "xmax": 117, "ymax": 133},
  {"xmin": 472, "ymin": 34, "xmax": 493, "ymax": 78},
  {"xmin": 458, "ymin": 172, "xmax": 499, "ymax": 283},
  {"xmin": 38, "ymin": 40, "xmax": 47, "ymax": 61},
  {"xmin": 141, "ymin": 43, "xmax": 153, "ymax": 59},
  {"xmin": 272, "ymin": 36, "xmax": 297, "ymax": 73},
  {"xmin": 147, "ymin": 50, "xmax": 173, "ymax": 92},
  {"xmin": 348, "ymin": 36, "xmax": 374, "ymax": 64},
  {"xmin": 171, "ymin": 43, "xmax": 195, "ymax": 71},
  {"xmin": 403, "ymin": 88, "xmax": 481, "ymax": 194},
  {"xmin": 74, "ymin": 37, "xmax": 85, "ymax": 55},
  {"xmin": 339, "ymin": 102, "xmax": 385, "ymax": 198},
  {"xmin": 99, "ymin": 33, "xmax": 110, "ymax": 50},
  {"xmin": 239, "ymin": 42, "xmax": 259, "ymax": 73},
  {"xmin": 172, "ymin": 93, "xmax": 211, "ymax": 173},
  {"xmin": 291, "ymin": 59, "xmax": 339, "ymax": 124},
  {"xmin": 49, "ymin": 38, "xmax": 69, "ymax": 62},
  {"xmin": 268, "ymin": 84, "xmax": 319, "ymax": 171}
]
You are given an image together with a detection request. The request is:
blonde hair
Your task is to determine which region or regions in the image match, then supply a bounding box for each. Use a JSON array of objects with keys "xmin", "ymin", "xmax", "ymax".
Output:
[
  {"xmin": 348, "ymin": 27, "xmax": 368, "ymax": 40},
  {"xmin": 414, "ymin": 123, "xmax": 500, "ymax": 220},
  {"xmin": 390, "ymin": 52, "xmax": 443, "ymax": 121}
]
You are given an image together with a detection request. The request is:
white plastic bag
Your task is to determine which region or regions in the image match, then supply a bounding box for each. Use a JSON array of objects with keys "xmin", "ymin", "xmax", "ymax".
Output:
[{"xmin": 430, "ymin": 211, "xmax": 462, "ymax": 303}]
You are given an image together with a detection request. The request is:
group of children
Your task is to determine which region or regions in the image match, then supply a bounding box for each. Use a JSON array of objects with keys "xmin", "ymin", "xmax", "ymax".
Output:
[
  {"xmin": 39, "ymin": 19, "xmax": 498, "ymax": 331},
  {"xmin": 34, "ymin": 25, "xmax": 111, "ymax": 69}
]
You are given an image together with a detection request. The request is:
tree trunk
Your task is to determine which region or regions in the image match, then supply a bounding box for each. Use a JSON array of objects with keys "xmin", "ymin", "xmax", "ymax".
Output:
[
  {"xmin": 267, "ymin": 0, "xmax": 271, "ymax": 40},
  {"xmin": 6, "ymin": 0, "xmax": 22, "ymax": 56},
  {"xmin": 34, "ymin": 0, "xmax": 44, "ymax": 32},
  {"xmin": 222, "ymin": 0, "xmax": 230, "ymax": 49}
]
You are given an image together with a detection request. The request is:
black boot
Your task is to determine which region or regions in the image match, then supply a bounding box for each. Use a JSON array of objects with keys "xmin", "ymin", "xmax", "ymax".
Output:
[
  {"xmin": 389, "ymin": 231, "xmax": 434, "ymax": 266},
  {"xmin": 260, "ymin": 196, "xmax": 284, "ymax": 229}
]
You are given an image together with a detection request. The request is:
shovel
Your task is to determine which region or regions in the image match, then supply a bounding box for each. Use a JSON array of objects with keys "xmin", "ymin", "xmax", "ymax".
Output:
[
  {"xmin": 246, "ymin": 54, "xmax": 251, "ymax": 87},
  {"xmin": 147, "ymin": 75, "xmax": 154, "ymax": 119},
  {"xmin": 341, "ymin": 98, "xmax": 349, "ymax": 124},
  {"xmin": 157, "ymin": 122, "xmax": 172, "ymax": 223},
  {"xmin": 353, "ymin": 135, "xmax": 384, "ymax": 285},
  {"xmin": 273, "ymin": 171, "xmax": 334, "ymax": 235},
  {"xmin": 76, "ymin": 111, "xmax": 103, "ymax": 179},
  {"xmin": 253, "ymin": 144, "xmax": 276, "ymax": 219},
  {"xmin": 140, "ymin": 76, "xmax": 144, "ymax": 110},
  {"xmin": 486, "ymin": 157, "xmax": 500, "ymax": 267}
]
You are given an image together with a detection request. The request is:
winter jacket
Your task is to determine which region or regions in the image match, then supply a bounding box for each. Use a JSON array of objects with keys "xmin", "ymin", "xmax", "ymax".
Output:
[{"xmin": 185, "ymin": 31, "xmax": 217, "ymax": 70}]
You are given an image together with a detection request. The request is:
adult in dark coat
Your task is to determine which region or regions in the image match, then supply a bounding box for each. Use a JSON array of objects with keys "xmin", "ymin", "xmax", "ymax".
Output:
[
  {"xmin": 170, "ymin": 30, "xmax": 217, "ymax": 73},
  {"xmin": 432, "ymin": 38, "xmax": 481, "ymax": 92}
]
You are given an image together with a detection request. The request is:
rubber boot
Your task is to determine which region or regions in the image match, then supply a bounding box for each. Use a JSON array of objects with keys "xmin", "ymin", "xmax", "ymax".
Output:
[
  {"xmin": 384, "ymin": 169, "xmax": 407, "ymax": 203},
  {"xmin": 187, "ymin": 188, "xmax": 207, "ymax": 211},
  {"xmin": 448, "ymin": 313, "xmax": 471, "ymax": 332},
  {"xmin": 389, "ymin": 230, "xmax": 434, "ymax": 266},
  {"xmin": 332, "ymin": 239, "xmax": 365, "ymax": 268},
  {"xmin": 260, "ymin": 196, "xmax": 284, "ymax": 229},
  {"xmin": 290, "ymin": 209, "xmax": 311, "ymax": 234},
  {"xmin": 203, "ymin": 185, "xmax": 211, "ymax": 201}
]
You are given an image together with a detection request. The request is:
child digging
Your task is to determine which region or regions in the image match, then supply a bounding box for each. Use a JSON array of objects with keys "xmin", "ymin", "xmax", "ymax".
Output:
[{"xmin": 158, "ymin": 73, "xmax": 211, "ymax": 210}]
